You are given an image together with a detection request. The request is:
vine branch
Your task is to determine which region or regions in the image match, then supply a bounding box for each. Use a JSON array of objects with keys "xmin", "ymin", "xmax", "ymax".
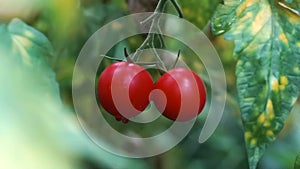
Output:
[{"xmin": 131, "ymin": 0, "xmax": 183, "ymax": 71}]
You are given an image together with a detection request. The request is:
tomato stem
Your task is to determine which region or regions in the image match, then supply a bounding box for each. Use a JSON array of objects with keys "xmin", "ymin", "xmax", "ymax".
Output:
[
  {"xmin": 123, "ymin": 47, "xmax": 134, "ymax": 63},
  {"xmin": 100, "ymin": 54, "xmax": 123, "ymax": 62},
  {"xmin": 171, "ymin": 50, "xmax": 181, "ymax": 69},
  {"xmin": 132, "ymin": 0, "xmax": 183, "ymax": 72},
  {"xmin": 124, "ymin": 47, "xmax": 129, "ymax": 58},
  {"xmin": 123, "ymin": 47, "xmax": 159, "ymax": 68},
  {"xmin": 170, "ymin": 0, "xmax": 183, "ymax": 18}
]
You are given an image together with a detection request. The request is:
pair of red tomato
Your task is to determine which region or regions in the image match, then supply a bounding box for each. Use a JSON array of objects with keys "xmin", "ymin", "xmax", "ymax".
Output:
[{"xmin": 97, "ymin": 62, "xmax": 206, "ymax": 123}]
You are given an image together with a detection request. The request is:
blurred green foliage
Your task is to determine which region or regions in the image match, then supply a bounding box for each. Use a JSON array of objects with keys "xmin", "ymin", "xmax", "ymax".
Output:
[{"xmin": 0, "ymin": 0, "xmax": 300, "ymax": 169}]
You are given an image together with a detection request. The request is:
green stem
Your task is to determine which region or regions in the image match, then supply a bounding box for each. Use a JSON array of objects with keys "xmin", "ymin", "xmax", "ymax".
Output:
[
  {"xmin": 101, "ymin": 55, "xmax": 123, "ymax": 62},
  {"xmin": 170, "ymin": 0, "xmax": 183, "ymax": 18},
  {"xmin": 132, "ymin": 0, "xmax": 183, "ymax": 71},
  {"xmin": 171, "ymin": 50, "xmax": 180, "ymax": 69},
  {"xmin": 132, "ymin": 0, "xmax": 168, "ymax": 60}
]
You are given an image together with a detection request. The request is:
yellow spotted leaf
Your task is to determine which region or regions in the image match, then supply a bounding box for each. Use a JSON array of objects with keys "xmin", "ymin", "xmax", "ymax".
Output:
[{"xmin": 213, "ymin": 0, "xmax": 300, "ymax": 168}]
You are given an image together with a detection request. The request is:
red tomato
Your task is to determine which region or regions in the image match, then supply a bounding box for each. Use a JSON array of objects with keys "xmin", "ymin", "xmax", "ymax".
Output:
[
  {"xmin": 151, "ymin": 68, "xmax": 206, "ymax": 121},
  {"xmin": 98, "ymin": 62, "xmax": 153, "ymax": 123}
]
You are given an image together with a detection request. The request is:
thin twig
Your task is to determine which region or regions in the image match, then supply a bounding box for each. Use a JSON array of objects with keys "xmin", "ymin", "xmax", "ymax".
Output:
[
  {"xmin": 100, "ymin": 55, "xmax": 124, "ymax": 61},
  {"xmin": 170, "ymin": 0, "xmax": 183, "ymax": 18},
  {"xmin": 171, "ymin": 50, "xmax": 181, "ymax": 69},
  {"xmin": 132, "ymin": 0, "xmax": 183, "ymax": 71}
]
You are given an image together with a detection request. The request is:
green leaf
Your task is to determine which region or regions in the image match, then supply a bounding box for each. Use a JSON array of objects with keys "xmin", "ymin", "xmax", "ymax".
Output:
[
  {"xmin": 213, "ymin": 0, "xmax": 300, "ymax": 169},
  {"xmin": 0, "ymin": 19, "xmax": 53, "ymax": 66},
  {"xmin": 295, "ymin": 153, "xmax": 300, "ymax": 169},
  {"xmin": 0, "ymin": 19, "xmax": 76, "ymax": 169},
  {"xmin": 0, "ymin": 19, "xmax": 148, "ymax": 169}
]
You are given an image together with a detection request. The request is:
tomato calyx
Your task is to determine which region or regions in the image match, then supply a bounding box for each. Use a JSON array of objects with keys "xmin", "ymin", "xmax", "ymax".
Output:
[{"xmin": 101, "ymin": 48, "xmax": 159, "ymax": 68}]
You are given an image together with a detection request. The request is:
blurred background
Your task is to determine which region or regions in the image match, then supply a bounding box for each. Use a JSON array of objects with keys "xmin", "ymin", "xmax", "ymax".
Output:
[{"xmin": 0, "ymin": 0, "xmax": 300, "ymax": 169}]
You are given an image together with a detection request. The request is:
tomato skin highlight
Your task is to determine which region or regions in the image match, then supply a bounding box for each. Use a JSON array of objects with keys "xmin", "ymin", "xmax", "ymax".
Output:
[
  {"xmin": 152, "ymin": 68, "xmax": 206, "ymax": 121},
  {"xmin": 97, "ymin": 62, "xmax": 153, "ymax": 123}
]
